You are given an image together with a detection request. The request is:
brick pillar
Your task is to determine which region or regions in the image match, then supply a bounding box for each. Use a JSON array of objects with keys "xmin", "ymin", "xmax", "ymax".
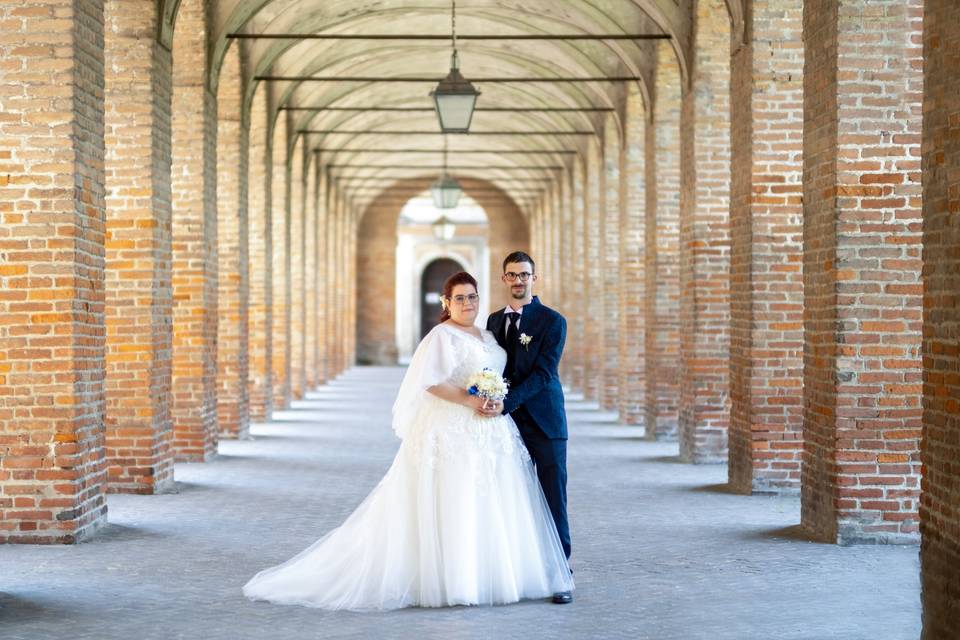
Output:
[
  {"xmin": 583, "ymin": 141, "xmax": 603, "ymax": 400},
  {"xmin": 557, "ymin": 170, "xmax": 574, "ymax": 384},
  {"xmin": 646, "ymin": 41, "xmax": 682, "ymax": 441},
  {"xmin": 304, "ymin": 153, "xmax": 318, "ymax": 390},
  {"xmin": 315, "ymin": 162, "xmax": 328, "ymax": 384},
  {"xmin": 270, "ymin": 116, "xmax": 291, "ymax": 408},
  {"xmin": 549, "ymin": 182, "xmax": 563, "ymax": 309},
  {"xmin": 0, "ymin": 0, "xmax": 108, "ymax": 543},
  {"xmin": 921, "ymin": 0, "xmax": 960, "ymax": 632},
  {"xmin": 347, "ymin": 206, "xmax": 358, "ymax": 367},
  {"xmin": 289, "ymin": 138, "xmax": 305, "ymax": 400},
  {"xmin": 678, "ymin": 0, "xmax": 731, "ymax": 462},
  {"xmin": 802, "ymin": 0, "xmax": 922, "ymax": 544},
  {"xmin": 568, "ymin": 160, "xmax": 586, "ymax": 392},
  {"xmin": 103, "ymin": 1, "xmax": 174, "ymax": 492},
  {"xmin": 171, "ymin": 0, "xmax": 218, "ymax": 462},
  {"xmin": 599, "ymin": 120, "xmax": 621, "ymax": 411},
  {"xmin": 619, "ymin": 86, "xmax": 646, "ymax": 425},
  {"xmin": 728, "ymin": 0, "xmax": 805, "ymax": 494},
  {"xmin": 215, "ymin": 43, "xmax": 249, "ymax": 440},
  {"xmin": 246, "ymin": 85, "xmax": 272, "ymax": 421},
  {"xmin": 329, "ymin": 189, "xmax": 343, "ymax": 377}
]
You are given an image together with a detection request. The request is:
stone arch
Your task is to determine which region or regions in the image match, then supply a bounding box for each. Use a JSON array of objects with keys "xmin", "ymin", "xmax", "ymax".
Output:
[{"xmin": 356, "ymin": 179, "xmax": 529, "ymax": 365}]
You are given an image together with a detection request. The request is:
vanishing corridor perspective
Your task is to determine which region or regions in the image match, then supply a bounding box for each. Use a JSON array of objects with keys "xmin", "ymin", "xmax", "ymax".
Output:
[{"xmin": 0, "ymin": 1, "xmax": 957, "ymax": 638}]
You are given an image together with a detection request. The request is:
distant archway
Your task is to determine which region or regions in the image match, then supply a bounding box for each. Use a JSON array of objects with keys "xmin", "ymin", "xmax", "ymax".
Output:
[{"xmin": 419, "ymin": 258, "xmax": 465, "ymax": 340}]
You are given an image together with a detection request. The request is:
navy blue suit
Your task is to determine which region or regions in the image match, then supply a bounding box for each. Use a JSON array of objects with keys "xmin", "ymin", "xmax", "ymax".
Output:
[{"xmin": 487, "ymin": 296, "xmax": 571, "ymax": 559}]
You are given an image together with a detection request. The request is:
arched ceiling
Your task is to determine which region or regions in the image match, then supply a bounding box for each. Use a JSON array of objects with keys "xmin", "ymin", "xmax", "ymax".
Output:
[{"xmin": 189, "ymin": 1, "xmax": 740, "ymax": 210}]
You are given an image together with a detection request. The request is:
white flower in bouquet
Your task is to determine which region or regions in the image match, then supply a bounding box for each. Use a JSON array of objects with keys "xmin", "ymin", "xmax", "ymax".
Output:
[{"xmin": 467, "ymin": 368, "xmax": 509, "ymax": 402}]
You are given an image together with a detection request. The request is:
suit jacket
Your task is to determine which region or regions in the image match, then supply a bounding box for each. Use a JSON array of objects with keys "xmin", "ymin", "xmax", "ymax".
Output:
[{"xmin": 487, "ymin": 296, "xmax": 568, "ymax": 439}]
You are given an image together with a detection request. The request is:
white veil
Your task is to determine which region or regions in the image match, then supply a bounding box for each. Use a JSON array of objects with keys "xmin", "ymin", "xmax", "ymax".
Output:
[{"xmin": 391, "ymin": 325, "xmax": 458, "ymax": 440}]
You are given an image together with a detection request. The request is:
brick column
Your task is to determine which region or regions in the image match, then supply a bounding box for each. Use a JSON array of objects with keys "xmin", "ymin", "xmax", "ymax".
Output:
[
  {"xmin": 289, "ymin": 138, "xmax": 305, "ymax": 400},
  {"xmin": 246, "ymin": 85, "xmax": 272, "ymax": 421},
  {"xmin": 0, "ymin": 0, "xmax": 108, "ymax": 543},
  {"xmin": 583, "ymin": 141, "xmax": 603, "ymax": 400},
  {"xmin": 568, "ymin": 160, "xmax": 586, "ymax": 391},
  {"xmin": 802, "ymin": 0, "xmax": 922, "ymax": 544},
  {"xmin": 103, "ymin": 1, "xmax": 174, "ymax": 492},
  {"xmin": 215, "ymin": 43, "xmax": 249, "ymax": 440},
  {"xmin": 678, "ymin": 0, "xmax": 731, "ymax": 462},
  {"xmin": 304, "ymin": 153, "xmax": 318, "ymax": 390},
  {"xmin": 329, "ymin": 189, "xmax": 343, "ymax": 377},
  {"xmin": 315, "ymin": 162, "xmax": 328, "ymax": 384},
  {"xmin": 646, "ymin": 41, "xmax": 682, "ymax": 441},
  {"xmin": 599, "ymin": 120, "xmax": 621, "ymax": 411},
  {"xmin": 270, "ymin": 116, "xmax": 291, "ymax": 408},
  {"xmin": 728, "ymin": 0, "xmax": 805, "ymax": 494},
  {"xmin": 619, "ymin": 87, "xmax": 646, "ymax": 425},
  {"xmin": 171, "ymin": 0, "xmax": 218, "ymax": 462},
  {"xmin": 557, "ymin": 170, "xmax": 574, "ymax": 384},
  {"xmin": 921, "ymin": 0, "xmax": 960, "ymax": 631}
]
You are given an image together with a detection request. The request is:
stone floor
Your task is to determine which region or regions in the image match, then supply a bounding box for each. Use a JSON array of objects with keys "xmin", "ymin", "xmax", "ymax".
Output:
[{"xmin": 1, "ymin": 366, "xmax": 921, "ymax": 640}]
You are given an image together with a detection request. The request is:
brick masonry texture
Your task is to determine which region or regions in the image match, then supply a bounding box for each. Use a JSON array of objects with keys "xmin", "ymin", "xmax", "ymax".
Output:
[
  {"xmin": 646, "ymin": 40, "xmax": 681, "ymax": 442},
  {"xmin": 920, "ymin": 0, "xmax": 960, "ymax": 636},
  {"xmin": 103, "ymin": 1, "xmax": 175, "ymax": 494},
  {"xmin": 618, "ymin": 88, "xmax": 646, "ymax": 426},
  {"xmin": 802, "ymin": 0, "xmax": 923, "ymax": 545},
  {"xmin": 270, "ymin": 116, "xmax": 291, "ymax": 411},
  {"xmin": 288, "ymin": 138, "xmax": 305, "ymax": 401},
  {"xmin": 0, "ymin": 0, "xmax": 109, "ymax": 543},
  {"xmin": 171, "ymin": 0, "xmax": 219, "ymax": 463},
  {"xmin": 678, "ymin": 0, "xmax": 732, "ymax": 464},
  {"xmin": 215, "ymin": 42, "xmax": 249, "ymax": 440},
  {"xmin": 246, "ymin": 85, "xmax": 272, "ymax": 422},
  {"xmin": 582, "ymin": 141, "xmax": 602, "ymax": 400},
  {"xmin": 599, "ymin": 119, "xmax": 621, "ymax": 412},
  {"xmin": 728, "ymin": 0, "xmax": 805, "ymax": 495}
]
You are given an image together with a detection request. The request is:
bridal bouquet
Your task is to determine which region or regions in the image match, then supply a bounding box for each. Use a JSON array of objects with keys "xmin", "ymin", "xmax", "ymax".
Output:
[{"xmin": 467, "ymin": 368, "xmax": 509, "ymax": 402}]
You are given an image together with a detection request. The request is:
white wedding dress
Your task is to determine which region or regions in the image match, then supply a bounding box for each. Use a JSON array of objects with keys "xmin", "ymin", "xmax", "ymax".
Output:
[{"xmin": 242, "ymin": 322, "xmax": 574, "ymax": 610}]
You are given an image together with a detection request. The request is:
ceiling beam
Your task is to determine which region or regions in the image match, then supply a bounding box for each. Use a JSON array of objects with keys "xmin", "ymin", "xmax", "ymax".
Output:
[
  {"xmin": 282, "ymin": 106, "xmax": 613, "ymax": 113},
  {"xmin": 302, "ymin": 130, "xmax": 593, "ymax": 136},
  {"xmin": 315, "ymin": 148, "xmax": 576, "ymax": 155},
  {"xmin": 259, "ymin": 75, "xmax": 640, "ymax": 83},
  {"xmin": 230, "ymin": 33, "xmax": 669, "ymax": 41},
  {"xmin": 328, "ymin": 164, "xmax": 563, "ymax": 170}
]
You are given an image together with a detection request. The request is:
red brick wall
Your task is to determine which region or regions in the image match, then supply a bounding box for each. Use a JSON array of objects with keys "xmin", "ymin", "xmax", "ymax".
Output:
[
  {"xmin": 567, "ymin": 160, "xmax": 586, "ymax": 391},
  {"xmin": 303, "ymin": 154, "xmax": 318, "ymax": 390},
  {"xmin": 802, "ymin": 0, "xmax": 923, "ymax": 544},
  {"xmin": 619, "ymin": 87, "xmax": 646, "ymax": 425},
  {"xmin": 270, "ymin": 115, "xmax": 290, "ymax": 409},
  {"xmin": 582, "ymin": 141, "xmax": 603, "ymax": 401},
  {"xmin": 215, "ymin": 42, "xmax": 249, "ymax": 439},
  {"xmin": 103, "ymin": 1, "xmax": 175, "ymax": 492},
  {"xmin": 246, "ymin": 84, "xmax": 272, "ymax": 421},
  {"xmin": 0, "ymin": 0, "xmax": 108, "ymax": 543},
  {"xmin": 599, "ymin": 119, "xmax": 621, "ymax": 411},
  {"xmin": 728, "ymin": 0, "xmax": 805, "ymax": 494},
  {"xmin": 289, "ymin": 138, "xmax": 305, "ymax": 400},
  {"xmin": 171, "ymin": 0, "xmax": 218, "ymax": 462},
  {"xmin": 921, "ymin": 0, "xmax": 960, "ymax": 632},
  {"xmin": 646, "ymin": 41, "xmax": 681, "ymax": 441},
  {"xmin": 679, "ymin": 0, "xmax": 732, "ymax": 463}
]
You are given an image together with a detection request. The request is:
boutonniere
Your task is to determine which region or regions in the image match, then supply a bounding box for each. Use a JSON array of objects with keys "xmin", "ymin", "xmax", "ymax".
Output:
[{"xmin": 519, "ymin": 333, "xmax": 533, "ymax": 351}]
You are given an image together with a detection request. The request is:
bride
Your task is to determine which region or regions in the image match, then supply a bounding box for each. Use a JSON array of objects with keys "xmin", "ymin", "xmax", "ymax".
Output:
[{"xmin": 242, "ymin": 271, "xmax": 574, "ymax": 610}]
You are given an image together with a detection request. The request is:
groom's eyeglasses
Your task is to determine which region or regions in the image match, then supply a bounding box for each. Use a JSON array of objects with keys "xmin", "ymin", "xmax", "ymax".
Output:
[
  {"xmin": 451, "ymin": 294, "xmax": 480, "ymax": 305},
  {"xmin": 503, "ymin": 271, "xmax": 533, "ymax": 283}
]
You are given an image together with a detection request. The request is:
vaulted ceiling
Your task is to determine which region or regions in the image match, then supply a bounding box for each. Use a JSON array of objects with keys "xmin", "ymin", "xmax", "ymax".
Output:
[{"xmin": 186, "ymin": 1, "xmax": 741, "ymax": 210}]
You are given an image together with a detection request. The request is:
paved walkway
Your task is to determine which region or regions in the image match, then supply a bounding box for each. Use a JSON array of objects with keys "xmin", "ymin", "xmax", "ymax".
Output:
[{"xmin": 1, "ymin": 367, "xmax": 921, "ymax": 640}]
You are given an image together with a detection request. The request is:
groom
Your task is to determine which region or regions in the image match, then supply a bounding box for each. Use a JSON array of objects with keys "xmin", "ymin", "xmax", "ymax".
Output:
[{"xmin": 483, "ymin": 251, "xmax": 572, "ymax": 605}]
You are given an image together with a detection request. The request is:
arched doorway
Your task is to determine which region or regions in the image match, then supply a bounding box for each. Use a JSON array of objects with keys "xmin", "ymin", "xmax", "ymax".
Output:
[{"xmin": 419, "ymin": 257, "xmax": 464, "ymax": 339}]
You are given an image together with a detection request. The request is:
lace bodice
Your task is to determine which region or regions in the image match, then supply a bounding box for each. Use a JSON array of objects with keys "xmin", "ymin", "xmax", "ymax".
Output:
[{"xmin": 435, "ymin": 323, "xmax": 507, "ymax": 389}]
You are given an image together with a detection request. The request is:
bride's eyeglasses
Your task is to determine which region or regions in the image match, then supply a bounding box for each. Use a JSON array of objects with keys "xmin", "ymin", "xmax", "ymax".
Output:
[{"xmin": 451, "ymin": 293, "xmax": 480, "ymax": 305}]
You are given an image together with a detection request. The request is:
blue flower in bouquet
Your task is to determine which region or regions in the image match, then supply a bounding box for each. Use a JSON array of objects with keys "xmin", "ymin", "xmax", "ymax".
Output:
[{"xmin": 467, "ymin": 368, "xmax": 509, "ymax": 401}]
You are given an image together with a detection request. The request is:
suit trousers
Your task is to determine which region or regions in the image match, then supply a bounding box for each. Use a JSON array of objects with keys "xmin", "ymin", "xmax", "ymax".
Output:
[{"xmin": 513, "ymin": 408, "xmax": 571, "ymax": 561}]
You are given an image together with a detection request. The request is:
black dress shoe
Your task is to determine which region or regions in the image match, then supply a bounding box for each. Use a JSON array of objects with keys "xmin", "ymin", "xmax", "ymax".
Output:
[{"xmin": 551, "ymin": 591, "xmax": 573, "ymax": 604}]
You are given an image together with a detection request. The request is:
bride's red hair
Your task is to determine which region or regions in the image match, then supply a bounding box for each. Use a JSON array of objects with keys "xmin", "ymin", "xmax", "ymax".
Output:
[{"xmin": 439, "ymin": 271, "xmax": 478, "ymax": 323}]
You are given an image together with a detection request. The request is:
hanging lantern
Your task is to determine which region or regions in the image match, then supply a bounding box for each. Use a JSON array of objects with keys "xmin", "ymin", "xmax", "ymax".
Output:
[
  {"xmin": 430, "ymin": 0, "xmax": 479, "ymax": 133},
  {"xmin": 431, "ymin": 212, "xmax": 457, "ymax": 240},
  {"xmin": 431, "ymin": 174, "xmax": 462, "ymax": 211}
]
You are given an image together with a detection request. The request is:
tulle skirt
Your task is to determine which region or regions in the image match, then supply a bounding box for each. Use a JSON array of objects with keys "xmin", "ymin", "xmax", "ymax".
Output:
[{"xmin": 242, "ymin": 397, "xmax": 574, "ymax": 610}]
